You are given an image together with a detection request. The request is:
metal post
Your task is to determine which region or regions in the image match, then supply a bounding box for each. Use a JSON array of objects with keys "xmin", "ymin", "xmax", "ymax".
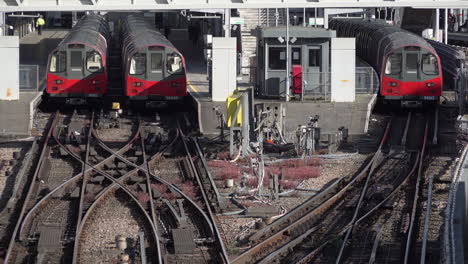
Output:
[
  {"xmin": 315, "ymin": 8, "xmax": 318, "ymax": 28},
  {"xmin": 241, "ymin": 91, "xmax": 250, "ymax": 156},
  {"xmin": 267, "ymin": 9, "xmax": 269, "ymax": 27},
  {"xmin": 224, "ymin": 8, "xmax": 231, "ymax": 38},
  {"xmin": 303, "ymin": 8, "xmax": 306, "ymax": 27},
  {"xmin": 445, "ymin": 8, "xmax": 449, "ymax": 44},
  {"xmin": 286, "ymin": 8, "xmax": 290, "ymax": 102},
  {"xmin": 258, "ymin": 8, "xmax": 260, "ymax": 26},
  {"xmin": 1, "ymin": 12, "xmax": 5, "ymax": 36},
  {"xmin": 435, "ymin": 9, "xmax": 440, "ymax": 41},
  {"xmin": 275, "ymin": 8, "xmax": 278, "ymax": 27}
]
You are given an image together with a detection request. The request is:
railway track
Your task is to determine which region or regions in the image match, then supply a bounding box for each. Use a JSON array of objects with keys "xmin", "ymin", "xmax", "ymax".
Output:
[
  {"xmin": 5, "ymin": 111, "xmax": 228, "ymax": 264},
  {"xmin": 231, "ymin": 110, "xmax": 443, "ymax": 264}
]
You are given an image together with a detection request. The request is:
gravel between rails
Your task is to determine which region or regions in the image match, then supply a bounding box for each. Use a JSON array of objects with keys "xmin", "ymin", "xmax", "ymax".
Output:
[
  {"xmin": 0, "ymin": 147, "xmax": 22, "ymax": 198},
  {"xmin": 79, "ymin": 192, "xmax": 149, "ymax": 263}
]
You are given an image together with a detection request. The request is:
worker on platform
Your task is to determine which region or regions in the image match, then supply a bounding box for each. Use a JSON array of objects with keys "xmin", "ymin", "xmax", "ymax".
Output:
[{"xmin": 36, "ymin": 15, "xmax": 45, "ymax": 35}]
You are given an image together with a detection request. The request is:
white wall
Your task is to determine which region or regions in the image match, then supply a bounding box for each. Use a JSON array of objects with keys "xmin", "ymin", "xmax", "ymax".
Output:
[
  {"xmin": 0, "ymin": 36, "xmax": 19, "ymax": 101},
  {"xmin": 212, "ymin": 37, "xmax": 237, "ymax": 102},
  {"xmin": 331, "ymin": 38, "xmax": 355, "ymax": 102}
]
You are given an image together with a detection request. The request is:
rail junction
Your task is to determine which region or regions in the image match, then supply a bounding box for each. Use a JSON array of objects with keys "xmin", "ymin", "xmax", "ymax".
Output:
[{"xmin": 0, "ymin": 2, "xmax": 468, "ymax": 264}]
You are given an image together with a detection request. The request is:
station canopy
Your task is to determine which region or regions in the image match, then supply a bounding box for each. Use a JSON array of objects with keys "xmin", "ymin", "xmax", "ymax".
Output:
[{"xmin": 1, "ymin": 0, "xmax": 468, "ymax": 12}]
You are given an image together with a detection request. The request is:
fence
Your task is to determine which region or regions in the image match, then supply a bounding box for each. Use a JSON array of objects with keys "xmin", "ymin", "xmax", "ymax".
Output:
[
  {"xmin": 19, "ymin": 65, "xmax": 40, "ymax": 91},
  {"xmin": 355, "ymin": 67, "xmax": 379, "ymax": 94},
  {"xmin": 300, "ymin": 72, "xmax": 331, "ymax": 100}
]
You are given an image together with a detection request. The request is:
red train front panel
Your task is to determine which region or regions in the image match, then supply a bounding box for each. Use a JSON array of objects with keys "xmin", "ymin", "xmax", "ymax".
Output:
[
  {"xmin": 127, "ymin": 75, "xmax": 187, "ymax": 97},
  {"xmin": 380, "ymin": 47, "xmax": 442, "ymax": 101},
  {"xmin": 47, "ymin": 73, "xmax": 107, "ymax": 96}
]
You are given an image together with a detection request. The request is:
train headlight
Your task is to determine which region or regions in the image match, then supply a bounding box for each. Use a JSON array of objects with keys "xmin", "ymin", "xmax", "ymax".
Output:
[
  {"xmin": 91, "ymin": 80, "xmax": 101, "ymax": 85},
  {"xmin": 133, "ymin": 82, "xmax": 143, "ymax": 87},
  {"xmin": 388, "ymin": 82, "xmax": 398, "ymax": 87},
  {"xmin": 54, "ymin": 80, "xmax": 63, "ymax": 85},
  {"xmin": 425, "ymin": 82, "xmax": 435, "ymax": 88}
]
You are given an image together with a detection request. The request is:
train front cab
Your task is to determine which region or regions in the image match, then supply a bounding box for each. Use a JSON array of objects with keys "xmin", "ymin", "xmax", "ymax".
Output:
[
  {"xmin": 46, "ymin": 44, "xmax": 106, "ymax": 105},
  {"xmin": 381, "ymin": 46, "xmax": 442, "ymax": 107},
  {"xmin": 126, "ymin": 46, "xmax": 187, "ymax": 107}
]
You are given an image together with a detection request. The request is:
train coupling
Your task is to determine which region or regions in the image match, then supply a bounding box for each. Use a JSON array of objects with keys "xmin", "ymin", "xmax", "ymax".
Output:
[{"xmin": 401, "ymin": 100, "xmax": 422, "ymax": 108}]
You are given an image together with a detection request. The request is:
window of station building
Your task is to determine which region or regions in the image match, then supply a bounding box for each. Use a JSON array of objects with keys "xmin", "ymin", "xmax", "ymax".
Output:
[
  {"xmin": 422, "ymin": 54, "xmax": 439, "ymax": 75},
  {"xmin": 308, "ymin": 49, "xmax": 321, "ymax": 67},
  {"xmin": 130, "ymin": 53, "xmax": 146, "ymax": 75},
  {"xmin": 166, "ymin": 53, "xmax": 183, "ymax": 74},
  {"xmin": 268, "ymin": 47, "xmax": 286, "ymax": 70},
  {"xmin": 292, "ymin": 48, "xmax": 301, "ymax": 65},
  {"xmin": 151, "ymin": 53, "xmax": 163, "ymax": 72},
  {"xmin": 70, "ymin": 51, "xmax": 83, "ymax": 69},
  {"xmin": 406, "ymin": 53, "xmax": 418, "ymax": 74},
  {"xmin": 385, "ymin": 53, "xmax": 402, "ymax": 75},
  {"xmin": 86, "ymin": 51, "xmax": 103, "ymax": 73},
  {"xmin": 49, "ymin": 51, "xmax": 66, "ymax": 73}
]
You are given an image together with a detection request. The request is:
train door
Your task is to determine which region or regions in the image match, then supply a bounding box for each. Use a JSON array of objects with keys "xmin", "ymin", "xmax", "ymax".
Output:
[
  {"xmin": 67, "ymin": 45, "xmax": 85, "ymax": 93},
  {"xmin": 303, "ymin": 46, "xmax": 322, "ymax": 98},
  {"xmin": 148, "ymin": 47, "xmax": 165, "ymax": 94},
  {"xmin": 403, "ymin": 47, "xmax": 420, "ymax": 82}
]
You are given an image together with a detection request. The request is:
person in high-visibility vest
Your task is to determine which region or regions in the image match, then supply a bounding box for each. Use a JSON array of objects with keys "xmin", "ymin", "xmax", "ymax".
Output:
[{"xmin": 36, "ymin": 15, "xmax": 45, "ymax": 35}]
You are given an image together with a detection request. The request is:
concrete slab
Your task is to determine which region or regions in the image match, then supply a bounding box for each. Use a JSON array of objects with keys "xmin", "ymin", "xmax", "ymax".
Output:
[{"xmin": 0, "ymin": 91, "xmax": 41, "ymax": 137}]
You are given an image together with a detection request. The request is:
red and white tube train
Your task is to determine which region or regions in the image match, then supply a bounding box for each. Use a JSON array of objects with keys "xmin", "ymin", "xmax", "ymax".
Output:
[{"xmin": 329, "ymin": 19, "xmax": 443, "ymax": 106}]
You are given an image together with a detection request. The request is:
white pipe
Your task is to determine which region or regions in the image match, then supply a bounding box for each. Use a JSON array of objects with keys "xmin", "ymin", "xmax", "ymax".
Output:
[
  {"xmin": 445, "ymin": 8, "xmax": 448, "ymax": 44},
  {"xmin": 286, "ymin": 7, "xmax": 290, "ymax": 102},
  {"xmin": 435, "ymin": 9, "xmax": 440, "ymax": 41}
]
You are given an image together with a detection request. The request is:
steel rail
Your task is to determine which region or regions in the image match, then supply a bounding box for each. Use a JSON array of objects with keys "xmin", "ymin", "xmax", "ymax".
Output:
[
  {"xmin": 420, "ymin": 173, "xmax": 434, "ymax": 264},
  {"xmin": 179, "ymin": 130, "xmax": 230, "ymax": 264},
  {"xmin": 192, "ymin": 137, "xmax": 224, "ymax": 209},
  {"xmin": 91, "ymin": 128, "xmax": 217, "ymax": 236},
  {"xmin": 67, "ymin": 120, "xmax": 162, "ymax": 264},
  {"xmin": 72, "ymin": 111, "xmax": 94, "ymax": 263},
  {"xmin": 404, "ymin": 121, "xmax": 429, "ymax": 264},
  {"xmin": 16, "ymin": 126, "xmax": 139, "ymax": 242},
  {"xmin": 232, "ymin": 118, "xmax": 393, "ymax": 264},
  {"xmin": 4, "ymin": 111, "xmax": 59, "ymax": 264},
  {"xmin": 336, "ymin": 111, "xmax": 412, "ymax": 263},
  {"xmin": 368, "ymin": 223, "xmax": 385, "ymax": 264},
  {"xmin": 18, "ymin": 115, "xmax": 144, "ymax": 241},
  {"xmin": 295, "ymin": 151, "xmax": 422, "ymax": 264},
  {"xmin": 295, "ymin": 118, "xmax": 430, "ymax": 264},
  {"xmin": 138, "ymin": 115, "xmax": 163, "ymax": 264}
]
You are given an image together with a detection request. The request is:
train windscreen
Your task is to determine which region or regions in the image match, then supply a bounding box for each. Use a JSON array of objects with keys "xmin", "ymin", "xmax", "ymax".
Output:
[
  {"xmin": 130, "ymin": 53, "xmax": 146, "ymax": 75},
  {"xmin": 385, "ymin": 53, "xmax": 402, "ymax": 75},
  {"xmin": 422, "ymin": 54, "xmax": 439, "ymax": 75},
  {"xmin": 49, "ymin": 51, "xmax": 66, "ymax": 73},
  {"xmin": 166, "ymin": 53, "xmax": 183, "ymax": 74},
  {"xmin": 86, "ymin": 51, "xmax": 103, "ymax": 73}
]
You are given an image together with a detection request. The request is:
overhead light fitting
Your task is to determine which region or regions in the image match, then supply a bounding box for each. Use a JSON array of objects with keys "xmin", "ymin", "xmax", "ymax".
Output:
[
  {"xmin": 277, "ymin": 36, "xmax": 285, "ymax": 43},
  {"xmin": 290, "ymin": 37, "xmax": 297, "ymax": 43}
]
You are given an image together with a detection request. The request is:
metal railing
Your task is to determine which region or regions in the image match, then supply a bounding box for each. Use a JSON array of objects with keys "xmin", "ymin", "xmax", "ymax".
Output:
[
  {"xmin": 356, "ymin": 67, "xmax": 379, "ymax": 94},
  {"xmin": 19, "ymin": 64, "xmax": 40, "ymax": 91},
  {"xmin": 300, "ymin": 72, "xmax": 331, "ymax": 100}
]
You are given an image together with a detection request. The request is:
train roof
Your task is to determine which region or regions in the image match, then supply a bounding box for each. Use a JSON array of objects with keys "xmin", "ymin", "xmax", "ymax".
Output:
[
  {"xmin": 122, "ymin": 15, "xmax": 178, "ymax": 54},
  {"xmin": 329, "ymin": 19, "xmax": 438, "ymax": 74},
  {"xmin": 55, "ymin": 14, "xmax": 109, "ymax": 56},
  {"xmin": 329, "ymin": 19, "xmax": 436, "ymax": 54}
]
